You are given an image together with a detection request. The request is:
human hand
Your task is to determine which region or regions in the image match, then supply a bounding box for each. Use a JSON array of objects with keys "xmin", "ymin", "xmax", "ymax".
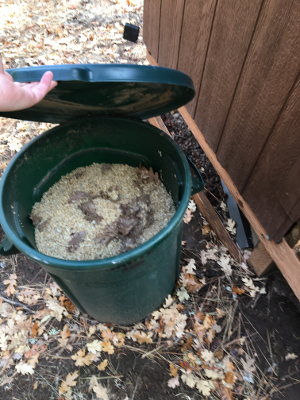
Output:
[{"xmin": 0, "ymin": 58, "xmax": 57, "ymax": 112}]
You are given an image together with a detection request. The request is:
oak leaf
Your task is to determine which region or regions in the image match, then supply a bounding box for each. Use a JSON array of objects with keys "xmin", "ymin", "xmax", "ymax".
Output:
[
  {"xmin": 285, "ymin": 353, "xmax": 298, "ymax": 360},
  {"xmin": 168, "ymin": 376, "xmax": 180, "ymax": 388},
  {"xmin": 183, "ymin": 209, "xmax": 193, "ymax": 224},
  {"xmin": 201, "ymin": 349, "xmax": 215, "ymax": 366},
  {"xmin": 176, "ymin": 287, "xmax": 190, "ymax": 302},
  {"xmin": 97, "ymin": 359, "xmax": 108, "ymax": 371},
  {"xmin": 163, "ymin": 295, "xmax": 173, "ymax": 308},
  {"xmin": 226, "ymin": 219, "xmax": 236, "ymax": 235},
  {"xmin": 87, "ymin": 340, "xmax": 103, "ymax": 354},
  {"xmin": 18, "ymin": 288, "xmax": 40, "ymax": 305},
  {"xmin": 68, "ymin": 191, "xmax": 89, "ymax": 203},
  {"xmin": 231, "ymin": 286, "xmax": 245, "ymax": 296},
  {"xmin": 68, "ymin": 231, "xmax": 86, "ymax": 252},
  {"xmin": 205, "ymin": 369, "xmax": 225, "ymax": 380},
  {"xmin": 58, "ymin": 325, "xmax": 72, "ymax": 350},
  {"xmin": 78, "ymin": 200, "xmax": 102, "ymax": 224},
  {"xmin": 196, "ymin": 379, "xmax": 212, "ymax": 396},
  {"xmin": 3, "ymin": 273, "xmax": 17, "ymax": 297},
  {"xmin": 225, "ymin": 371, "xmax": 235, "ymax": 384},
  {"xmin": 183, "ymin": 274, "xmax": 203, "ymax": 293},
  {"xmin": 181, "ymin": 373, "xmax": 197, "ymax": 388},
  {"xmin": 169, "ymin": 363, "xmax": 178, "ymax": 377},
  {"xmin": 217, "ymin": 256, "xmax": 232, "ymax": 277},
  {"xmin": 59, "ymin": 371, "xmax": 79, "ymax": 395},
  {"xmin": 202, "ymin": 220, "xmax": 211, "ymax": 235},
  {"xmin": 101, "ymin": 329, "xmax": 115, "ymax": 341},
  {"xmin": 15, "ymin": 362, "xmax": 34, "ymax": 375},
  {"xmin": 102, "ymin": 340, "xmax": 114, "ymax": 354},
  {"xmin": 92, "ymin": 380, "xmax": 109, "ymax": 400},
  {"xmin": 133, "ymin": 331, "xmax": 153, "ymax": 344},
  {"xmin": 181, "ymin": 337, "xmax": 193, "ymax": 353},
  {"xmin": 185, "ymin": 259, "xmax": 196, "ymax": 275},
  {"xmin": 27, "ymin": 353, "xmax": 39, "ymax": 368},
  {"xmin": 31, "ymin": 322, "xmax": 39, "ymax": 338},
  {"xmin": 71, "ymin": 349, "xmax": 94, "ymax": 366}
]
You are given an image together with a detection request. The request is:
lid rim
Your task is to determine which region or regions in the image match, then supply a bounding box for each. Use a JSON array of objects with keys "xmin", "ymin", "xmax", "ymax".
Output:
[{"xmin": 0, "ymin": 64, "xmax": 195, "ymax": 123}]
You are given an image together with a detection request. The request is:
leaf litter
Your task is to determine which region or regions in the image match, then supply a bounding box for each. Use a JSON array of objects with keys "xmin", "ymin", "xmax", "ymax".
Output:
[{"xmin": 0, "ymin": 0, "xmax": 299, "ymax": 399}]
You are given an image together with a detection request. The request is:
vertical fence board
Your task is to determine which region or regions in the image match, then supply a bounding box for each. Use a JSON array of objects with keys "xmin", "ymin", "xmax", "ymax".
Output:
[
  {"xmin": 242, "ymin": 75, "xmax": 300, "ymax": 241},
  {"xmin": 157, "ymin": 0, "xmax": 185, "ymax": 69},
  {"xmin": 143, "ymin": 0, "xmax": 162, "ymax": 61},
  {"xmin": 177, "ymin": 0, "xmax": 217, "ymax": 118},
  {"xmin": 216, "ymin": 0, "xmax": 300, "ymax": 192},
  {"xmin": 194, "ymin": 0, "xmax": 263, "ymax": 153}
]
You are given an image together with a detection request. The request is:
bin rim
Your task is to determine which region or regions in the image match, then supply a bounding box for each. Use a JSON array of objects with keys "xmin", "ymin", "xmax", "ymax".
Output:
[{"xmin": 0, "ymin": 116, "xmax": 192, "ymax": 271}]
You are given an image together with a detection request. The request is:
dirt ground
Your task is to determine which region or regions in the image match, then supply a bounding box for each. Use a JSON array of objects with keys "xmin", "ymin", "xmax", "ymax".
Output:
[{"xmin": 0, "ymin": 1, "xmax": 300, "ymax": 399}]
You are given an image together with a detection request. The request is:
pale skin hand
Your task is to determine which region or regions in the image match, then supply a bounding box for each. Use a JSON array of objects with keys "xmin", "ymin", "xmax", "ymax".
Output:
[{"xmin": 0, "ymin": 58, "xmax": 57, "ymax": 112}]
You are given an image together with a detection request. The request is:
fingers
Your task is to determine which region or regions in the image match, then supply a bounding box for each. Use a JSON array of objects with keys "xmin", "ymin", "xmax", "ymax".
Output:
[
  {"xmin": 0, "ymin": 58, "xmax": 4, "ymax": 74},
  {"xmin": 25, "ymin": 71, "xmax": 57, "ymax": 106},
  {"xmin": 31, "ymin": 71, "xmax": 57, "ymax": 103}
]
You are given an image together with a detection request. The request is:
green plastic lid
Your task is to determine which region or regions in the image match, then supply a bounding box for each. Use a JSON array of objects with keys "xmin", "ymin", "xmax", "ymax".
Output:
[{"xmin": 0, "ymin": 64, "xmax": 195, "ymax": 123}]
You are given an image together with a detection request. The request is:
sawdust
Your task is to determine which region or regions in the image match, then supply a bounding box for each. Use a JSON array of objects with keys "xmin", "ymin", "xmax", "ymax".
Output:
[{"xmin": 31, "ymin": 163, "xmax": 175, "ymax": 260}]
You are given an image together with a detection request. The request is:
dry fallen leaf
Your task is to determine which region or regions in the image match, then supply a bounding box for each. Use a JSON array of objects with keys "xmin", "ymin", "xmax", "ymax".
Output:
[
  {"xmin": 87, "ymin": 340, "xmax": 103, "ymax": 354},
  {"xmin": 182, "ymin": 274, "xmax": 203, "ymax": 293},
  {"xmin": 15, "ymin": 362, "xmax": 34, "ymax": 375},
  {"xmin": 97, "ymin": 359, "xmax": 108, "ymax": 371},
  {"xmin": 226, "ymin": 219, "xmax": 236, "ymax": 235},
  {"xmin": 58, "ymin": 325, "xmax": 73, "ymax": 351},
  {"xmin": 101, "ymin": 340, "xmax": 115, "ymax": 354},
  {"xmin": 181, "ymin": 337, "xmax": 193, "ymax": 353},
  {"xmin": 201, "ymin": 349, "xmax": 215, "ymax": 366},
  {"xmin": 231, "ymin": 286, "xmax": 245, "ymax": 296},
  {"xmin": 71, "ymin": 349, "xmax": 94, "ymax": 366},
  {"xmin": 31, "ymin": 322, "xmax": 39, "ymax": 338},
  {"xmin": 18, "ymin": 288, "xmax": 40, "ymax": 305},
  {"xmin": 225, "ymin": 371, "xmax": 235, "ymax": 384},
  {"xmin": 202, "ymin": 220, "xmax": 211, "ymax": 235},
  {"xmin": 285, "ymin": 353, "xmax": 298, "ymax": 360},
  {"xmin": 68, "ymin": 231, "xmax": 87, "ymax": 252},
  {"xmin": 101, "ymin": 329, "xmax": 115, "ymax": 341},
  {"xmin": 59, "ymin": 371, "xmax": 79, "ymax": 395},
  {"xmin": 169, "ymin": 363, "xmax": 178, "ymax": 377},
  {"xmin": 183, "ymin": 208, "xmax": 193, "ymax": 224},
  {"xmin": 3, "ymin": 273, "xmax": 18, "ymax": 297},
  {"xmin": 64, "ymin": 298, "xmax": 77, "ymax": 314},
  {"xmin": 168, "ymin": 376, "xmax": 180, "ymax": 388},
  {"xmin": 27, "ymin": 353, "xmax": 39, "ymax": 368},
  {"xmin": 133, "ymin": 331, "xmax": 153, "ymax": 344},
  {"xmin": 92, "ymin": 380, "xmax": 109, "ymax": 400}
]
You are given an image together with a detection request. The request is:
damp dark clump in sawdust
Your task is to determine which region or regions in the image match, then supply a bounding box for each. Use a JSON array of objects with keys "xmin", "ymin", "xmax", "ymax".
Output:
[{"xmin": 30, "ymin": 162, "xmax": 175, "ymax": 261}]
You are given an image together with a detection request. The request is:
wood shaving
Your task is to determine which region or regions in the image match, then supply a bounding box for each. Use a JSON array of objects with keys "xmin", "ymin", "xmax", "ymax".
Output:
[{"xmin": 31, "ymin": 163, "xmax": 175, "ymax": 260}]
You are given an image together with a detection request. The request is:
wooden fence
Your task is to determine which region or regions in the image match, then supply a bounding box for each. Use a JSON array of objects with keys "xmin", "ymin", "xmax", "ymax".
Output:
[{"xmin": 143, "ymin": 0, "xmax": 300, "ymax": 243}]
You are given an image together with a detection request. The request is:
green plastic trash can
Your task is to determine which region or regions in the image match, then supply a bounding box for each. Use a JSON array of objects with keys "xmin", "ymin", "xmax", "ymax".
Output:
[{"xmin": 0, "ymin": 64, "xmax": 204, "ymax": 324}]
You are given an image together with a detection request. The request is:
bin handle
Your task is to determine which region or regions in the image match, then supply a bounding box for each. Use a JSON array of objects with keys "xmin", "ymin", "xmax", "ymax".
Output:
[
  {"xmin": 187, "ymin": 157, "xmax": 204, "ymax": 195},
  {"xmin": 0, "ymin": 236, "xmax": 20, "ymax": 256}
]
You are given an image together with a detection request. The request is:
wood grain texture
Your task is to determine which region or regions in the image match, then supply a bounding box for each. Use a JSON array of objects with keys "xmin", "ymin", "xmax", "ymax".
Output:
[
  {"xmin": 157, "ymin": 0, "xmax": 185, "ymax": 69},
  {"xmin": 177, "ymin": 0, "xmax": 217, "ymax": 118},
  {"xmin": 148, "ymin": 115, "xmax": 242, "ymax": 262},
  {"xmin": 243, "ymin": 74, "xmax": 300, "ymax": 242},
  {"xmin": 193, "ymin": 192, "xmax": 242, "ymax": 263},
  {"xmin": 247, "ymin": 241, "xmax": 276, "ymax": 277},
  {"xmin": 143, "ymin": 0, "xmax": 162, "ymax": 61},
  {"xmin": 194, "ymin": 0, "xmax": 263, "ymax": 152},
  {"xmin": 179, "ymin": 105, "xmax": 300, "ymax": 301},
  {"xmin": 216, "ymin": 0, "xmax": 300, "ymax": 192},
  {"xmin": 148, "ymin": 116, "xmax": 169, "ymax": 135}
]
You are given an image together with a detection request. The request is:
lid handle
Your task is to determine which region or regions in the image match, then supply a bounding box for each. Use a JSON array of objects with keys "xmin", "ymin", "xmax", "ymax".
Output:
[{"xmin": 10, "ymin": 67, "xmax": 94, "ymax": 82}]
